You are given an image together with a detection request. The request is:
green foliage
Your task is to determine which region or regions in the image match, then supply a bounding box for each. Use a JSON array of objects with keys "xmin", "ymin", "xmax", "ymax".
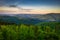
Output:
[{"xmin": 0, "ymin": 22, "xmax": 60, "ymax": 40}]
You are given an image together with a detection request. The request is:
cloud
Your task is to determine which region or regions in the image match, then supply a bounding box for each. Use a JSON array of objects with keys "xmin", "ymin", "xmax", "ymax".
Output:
[
  {"xmin": 0, "ymin": 4, "xmax": 60, "ymax": 14},
  {"xmin": 7, "ymin": 4, "xmax": 33, "ymax": 12},
  {"xmin": 0, "ymin": 6, "xmax": 33, "ymax": 14}
]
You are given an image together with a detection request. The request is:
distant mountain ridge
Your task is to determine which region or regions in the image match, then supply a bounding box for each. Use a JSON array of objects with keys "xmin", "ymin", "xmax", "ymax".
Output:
[
  {"xmin": 14, "ymin": 13, "xmax": 60, "ymax": 21},
  {"xmin": 0, "ymin": 13, "xmax": 60, "ymax": 25}
]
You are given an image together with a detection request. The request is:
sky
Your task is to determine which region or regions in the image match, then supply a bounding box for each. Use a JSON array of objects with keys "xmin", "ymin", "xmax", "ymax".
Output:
[{"xmin": 0, "ymin": 0, "xmax": 60, "ymax": 14}]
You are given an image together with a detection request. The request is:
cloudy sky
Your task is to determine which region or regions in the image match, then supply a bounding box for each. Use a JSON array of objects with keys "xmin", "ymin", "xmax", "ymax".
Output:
[{"xmin": 0, "ymin": 0, "xmax": 60, "ymax": 14}]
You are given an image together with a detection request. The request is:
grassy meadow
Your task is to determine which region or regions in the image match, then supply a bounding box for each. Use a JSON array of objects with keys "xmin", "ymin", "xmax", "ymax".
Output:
[{"xmin": 0, "ymin": 22, "xmax": 60, "ymax": 40}]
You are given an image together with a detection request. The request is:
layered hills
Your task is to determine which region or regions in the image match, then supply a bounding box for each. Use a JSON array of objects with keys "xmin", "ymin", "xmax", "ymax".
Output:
[{"xmin": 0, "ymin": 13, "xmax": 60, "ymax": 25}]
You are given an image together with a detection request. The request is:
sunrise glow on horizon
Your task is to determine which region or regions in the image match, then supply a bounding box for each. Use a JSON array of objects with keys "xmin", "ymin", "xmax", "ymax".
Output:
[{"xmin": 0, "ymin": 0, "xmax": 60, "ymax": 14}]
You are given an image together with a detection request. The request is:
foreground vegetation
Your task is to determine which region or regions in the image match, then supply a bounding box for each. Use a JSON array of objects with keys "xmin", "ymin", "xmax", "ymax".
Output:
[{"xmin": 0, "ymin": 22, "xmax": 60, "ymax": 40}]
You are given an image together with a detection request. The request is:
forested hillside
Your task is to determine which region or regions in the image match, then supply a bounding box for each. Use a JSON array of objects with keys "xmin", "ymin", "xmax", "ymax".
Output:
[{"xmin": 0, "ymin": 22, "xmax": 60, "ymax": 40}]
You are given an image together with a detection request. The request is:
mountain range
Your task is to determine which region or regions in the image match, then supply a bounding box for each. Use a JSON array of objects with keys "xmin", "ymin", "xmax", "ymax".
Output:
[{"xmin": 0, "ymin": 13, "xmax": 60, "ymax": 25}]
